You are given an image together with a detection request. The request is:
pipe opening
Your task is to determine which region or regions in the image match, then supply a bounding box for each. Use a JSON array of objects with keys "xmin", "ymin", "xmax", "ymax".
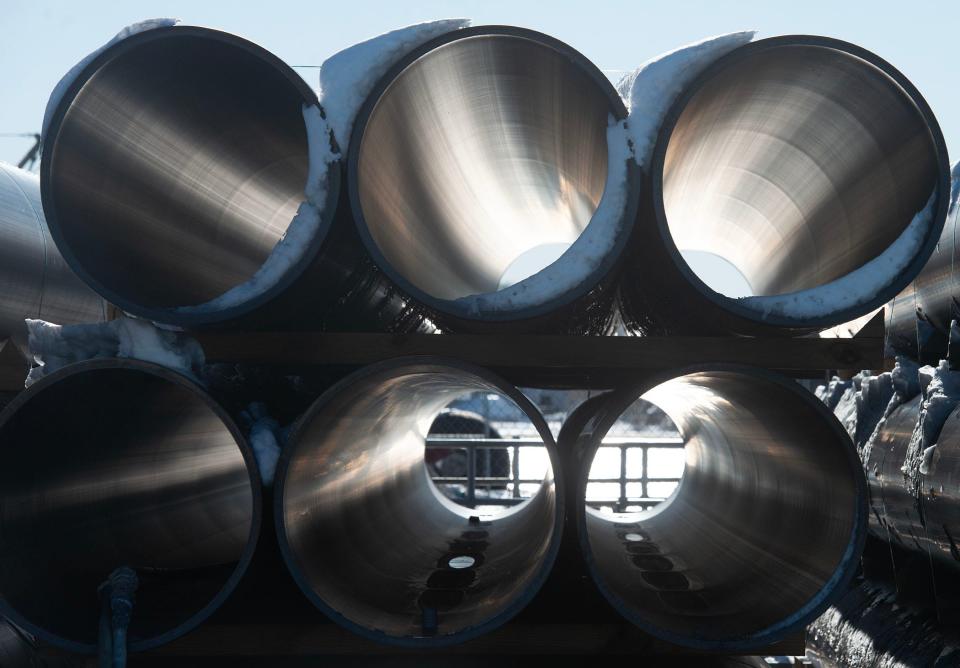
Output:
[
  {"xmin": 0, "ymin": 362, "xmax": 257, "ymax": 651},
  {"xmin": 426, "ymin": 401, "xmax": 551, "ymax": 518},
  {"xmin": 662, "ymin": 43, "xmax": 939, "ymax": 308},
  {"xmin": 278, "ymin": 362, "xmax": 561, "ymax": 642},
  {"xmin": 45, "ymin": 29, "xmax": 312, "ymax": 311},
  {"xmin": 581, "ymin": 370, "xmax": 863, "ymax": 645},
  {"xmin": 354, "ymin": 32, "xmax": 624, "ymax": 311}
]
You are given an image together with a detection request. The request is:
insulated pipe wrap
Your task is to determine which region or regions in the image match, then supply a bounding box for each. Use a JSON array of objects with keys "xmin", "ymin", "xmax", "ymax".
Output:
[
  {"xmin": 562, "ymin": 366, "xmax": 866, "ymax": 649},
  {"xmin": 0, "ymin": 360, "xmax": 261, "ymax": 652},
  {"xmin": 620, "ymin": 36, "xmax": 950, "ymax": 336},
  {"xmin": 276, "ymin": 358, "xmax": 563, "ymax": 645}
]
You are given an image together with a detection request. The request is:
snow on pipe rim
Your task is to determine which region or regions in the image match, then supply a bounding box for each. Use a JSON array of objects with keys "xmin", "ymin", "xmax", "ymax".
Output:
[
  {"xmin": 0, "ymin": 357, "xmax": 262, "ymax": 653},
  {"xmin": 274, "ymin": 356, "xmax": 564, "ymax": 646},
  {"xmin": 40, "ymin": 23, "xmax": 341, "ymax": 327},
  {"xmin": 647, "ymin": 35, "xmax": 950, "ymax": 329},
  {"xmin": 571, "ymin": 363, "xmax": 867, "ymax": 650},
  {"xmin": 346, "ymin": 25, "xmax": 641, "ymax": 323}
]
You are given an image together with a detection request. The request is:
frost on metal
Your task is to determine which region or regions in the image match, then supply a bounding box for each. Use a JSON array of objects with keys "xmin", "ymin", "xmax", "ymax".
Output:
[
  {"xmin": 240, "ymin": 402, "xmax": 285, "ymax": 486},
  {"xmin": 454, "ymin": 117, "xmax": 633, "ymax": 314},
  {"xmin": 42, "ymin": 18, "xmax": 180, "ymax": 140},
  {"xmin": 318, "ymin": 18, "xmax": 471, "ymax": 150},
  {"xmin": 25, "ymin": 317, "xmax": 204, "ymax": 386},
  {"xmin": 901, "ymin": 358, "xmax": 960, "ymax": 494},
  {"xmin": 615, "ymin": 31, "xmax": 756, "ymax": 169},
  {"xmin": 740, "ymin": 192, "xmax": 937, "ymax": 320}
]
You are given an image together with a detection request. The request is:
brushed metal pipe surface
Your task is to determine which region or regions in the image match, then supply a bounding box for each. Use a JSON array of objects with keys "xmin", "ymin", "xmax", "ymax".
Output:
[
  {"xmin": 0, "ymin": 163, "xmax": 105, "ymax": 350},
  {"xmin": 349, "ymin": 26, "xmax": 639, "ymax": 333},
  {"xmin": 564, "ymin": 367, "xmax": 865, "ymax": 649},
  {"xmin": 41, "ymin": 26, "xmax": 426, "ymax": 332},
  {"xmin": 276, "ymin": 358, "xmax": 562, "ymax": 645},
  {"xmin": 0, "ymin": 360, "xmax": 260, "ymax": 652},
  {"xmin": 621, "ymin": 36, "xmax": 949, "ymax": 336}
]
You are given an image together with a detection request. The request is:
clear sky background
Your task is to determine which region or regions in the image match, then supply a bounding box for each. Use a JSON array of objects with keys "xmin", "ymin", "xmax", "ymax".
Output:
[{"xmin": 2, "ymin": 0, "xmax": 958, "ymax": 168}]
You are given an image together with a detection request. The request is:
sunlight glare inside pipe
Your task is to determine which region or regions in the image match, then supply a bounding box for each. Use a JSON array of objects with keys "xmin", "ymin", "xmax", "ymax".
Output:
[
  {"xmin": 46, "ymin": 32, "xmax": 310, "ymax": 309},
  {"xmin": 279, "ymin": 364, "xmax": 560, "ymax": 641},
  {"xmin": 663, "ymin": 44, "xmax": 939, "ymax": 301},
  {"xmin": 582, "ymin": 371, "xmax": 861, "ymax": 643},
  {"xmin": 356, "ymin": 34, "xmax": 615, "ymax": 304}
]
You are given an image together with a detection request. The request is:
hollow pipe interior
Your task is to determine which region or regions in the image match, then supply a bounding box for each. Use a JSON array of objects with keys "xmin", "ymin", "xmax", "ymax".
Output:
[
  {"xmin": 43, "ymin": 28, "xmax": 311, "ymax": 311},
  {"xmin": 581, "ymin": 370, "xmax": 863, "ymax": 646},
  {"xmin": 354, "ymin": 32, "xmax": 616, "ymax": 305},
  {"xmin": 278, "ymin": 361, "xmax": 560, "ymax": 642},
  {"xmin": 662, "ymin": 43, "xmax": 940, "ymax": 300},
  {"xmin": 0, "ymin": 362, "xmax": 257, "ymax": 651}
]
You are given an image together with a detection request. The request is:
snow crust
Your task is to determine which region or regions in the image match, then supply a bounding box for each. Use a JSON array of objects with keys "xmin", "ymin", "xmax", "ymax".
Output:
[
  {"xmin": 901, "ymin": 358, "xmax": 960, "ymax": 492},
  {"xmin": 454, "ymin": 117, "xmax": 632, "ymax": 314},
  {"xmin": 25, "ymin": 317, "xmax": 204, "ymax": 386},
  {"xmin": 240, "ymin": 402, "xmax": 285, "ymax": 485},
  {"xmin": 615, "ymin": 31, "xmax": 756, "ymax": 169},
  {"xmin": 318, "ymin": 19, "xmax": 471, "ymax": 150},
  {"xmin": 741, "ymin": 192, "xmax": 937, "ymax": 319},
  {"xmin": 42, "ymin": 19, "xmax": 180, "ymax": 140}
]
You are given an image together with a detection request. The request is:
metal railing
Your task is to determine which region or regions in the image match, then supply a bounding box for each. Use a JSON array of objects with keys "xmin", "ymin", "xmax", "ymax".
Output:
[{"xmin": 426, "ymin": 435, "xmax": 685, "ymax": 511}]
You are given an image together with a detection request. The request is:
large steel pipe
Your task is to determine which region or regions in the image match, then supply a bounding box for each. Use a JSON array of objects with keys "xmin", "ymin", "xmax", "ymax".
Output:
[
  {"xmin": 0, "ymin": 163, "xmax": 106, "ymax": 351},
  {"xmin": 562, "ymin": 366, "xmax": 866, "ymax": 649},
  {"xmin": 41, "ymin": 26, "xmax": 423, "ymax": 331},
  {"xmin": 864, "ymin": 396, "xmax": 960, "ymax": 570},
  {"xmin": 886, "ymin": 167, "xmax": 960, "ymax": 362},
  {"xmin": 0, "ymin": 360, "xmax": 260, "ymax": 652},
  {"xmin": 348, "ymin": 26, "xmax": 641, "ymax": 333},
  {"xmin": 621, "ymin": 36, "xmax": 949, "ymax": 336},
  {"xmin": 276, "ymin": 359, "xmax": 563, "ymax": 644}
]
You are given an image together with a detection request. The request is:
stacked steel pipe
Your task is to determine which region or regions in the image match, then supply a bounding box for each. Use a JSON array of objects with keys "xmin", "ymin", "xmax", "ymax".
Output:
[{"xmin": 0, "ymin": 17, "xmax": 952, "ymax": 659}]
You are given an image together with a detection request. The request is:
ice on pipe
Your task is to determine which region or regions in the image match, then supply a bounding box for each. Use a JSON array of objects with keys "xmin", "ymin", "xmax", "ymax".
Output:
[
  {"xmin": 240, "ymin": 402, "xmax": 284, "ymax": 486},
  {"xmin": 318, "ymin": 18, "xmax": 471, "ymax": 150},
  {"xmin": 25, "ymin": 317, "xmax": 204, "ymax": 386},
  {"xmin": 901, "ymin": 359, "xmax": 960, "ymax": 494},
  {"xmin": 42, "ymin": 18, "xmax": 180, "ymax": 140},
  {"xmin": 454, "ymin": 117, "xmax": 633, "ymax": 314},
  {"xmin": 741, "ymin": 192, "xmax": 938, "ymax": 319},
  {"xmin": 616, "ymin": 31, "xmax": 756, "ymax": 169}
]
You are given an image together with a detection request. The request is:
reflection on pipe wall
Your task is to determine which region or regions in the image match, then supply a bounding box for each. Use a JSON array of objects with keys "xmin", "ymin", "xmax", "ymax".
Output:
[
  {"xmin": 864, "ymin": 396, "xmax": 960, "ymax": 571},
  {"xmin": 276, "ymin": 359, "xmax": 562, "ymax": 644},
  {"xmin": 0, "ymin": 360, "xmax": 260, "ymax": 652},
  {"xmin": 348, "ymin": 26, "xmax": 640, "ymax": 333},
  {"xmin": 563, "ymin": 367, "xmax": 865, "ymax": 649},
  {"xmin": 0, "ymin": 163, "xmax": 106, "ymax": 351},
  {"xmin": 621, "ymin": 36, "xmax": 949, "ymax": 336},
  {"xmin": 41, "ymin": 25, "xmax": 426, "ymax": 332}
]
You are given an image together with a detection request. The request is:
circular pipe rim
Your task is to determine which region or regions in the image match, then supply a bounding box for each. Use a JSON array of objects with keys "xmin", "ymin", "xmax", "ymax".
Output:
[
  {"xmin": 274, "ymin": 355, "xmax": 565, "ymax": 647},
  {"xmin": 39, "ymin": 25, "xmax": 340, "ymax": 328},
  {"xmin": 575, "ymin": 363, "xmax": 868, "ymax": 650},
  {"xmin": 649, "ymin": 35, "xmax": 951, "ymax": 330},
  {"xmin": 346, "ymin": 25, "xmax": 640, "ymax": 325},
  {"xmin": 0, "ymin": 358, "xmax": 263, "ymax": 654}
]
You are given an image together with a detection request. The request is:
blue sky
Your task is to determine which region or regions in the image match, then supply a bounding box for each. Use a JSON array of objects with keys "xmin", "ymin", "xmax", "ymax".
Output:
[{"xmin": 2, "ymin": 0, "xmax": 958, "ymax": 167}]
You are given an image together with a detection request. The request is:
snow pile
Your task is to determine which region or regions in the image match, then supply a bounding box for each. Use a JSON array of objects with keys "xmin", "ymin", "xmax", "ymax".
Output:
[
  {"xmin": 616, "ymin": 31, "xmax": 755, "ymax": 169},
  {"xmin": 318, "ymin": 19, "xmax": 470, "ymax": 150},
  {"xmin": 741, "ymin": 192, "xmax": 937, "ymax": 319},
  {"xmin": 901, "ymin": 360, "xmax": 960, "ymax": 492},
  {"xmin": 42, "ymin": 18, "xmax": 179, "ymax": 140},
  {"xmin": 240, "ymin": 402, "xmax": 286, "ymax": 485},
  {"xmin": 831, "ymin": 373, "xmax": 865, "ymax": 442},
  {"xmin": 25, "ymin": 317, "xmax": 204, "ymax": 386},
  {"xmin": 816, "ymin": 377, "xmax": 853, "ymax": 411},
  {"xmin": 454, "ymin": 117, "xmax": 633, "ymax": 313}
]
